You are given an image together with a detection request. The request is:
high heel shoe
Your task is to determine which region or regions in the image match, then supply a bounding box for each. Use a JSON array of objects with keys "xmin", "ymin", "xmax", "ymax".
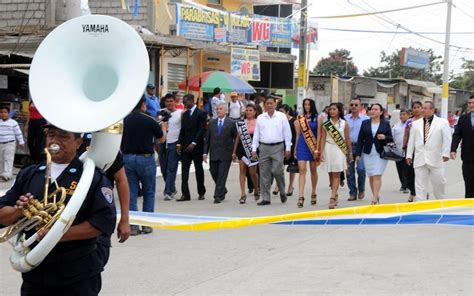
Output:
[
  {"xmin": 272, "ymin": 188, "xmax": 279, "ymax": 195},
  {"xmin": 239, "ymin": 195, "xmax": 247, "ymax": 204},
  {"xmin": 297, "ymin": 197, "xmax": 304, "ymax": 208},
  {"xmin": 311, "ymin": 194, "xmax": 317, "ymax": 205},
  {"xmin": 254, "ymin": 191, "xmax": 260, "ymax": 201},
  {"xmin": 286, "ymin": 187, "xmax": 294, "ymax": 196},
  {"xmin": 329, "ymin": 196, "xmax": 338, "ymax": 209}
]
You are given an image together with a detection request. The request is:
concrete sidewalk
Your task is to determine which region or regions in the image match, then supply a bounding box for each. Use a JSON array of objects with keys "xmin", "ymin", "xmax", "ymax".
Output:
[{"xmin": 1, "ymin": 158, "xmax": 473, "ymax": 295}]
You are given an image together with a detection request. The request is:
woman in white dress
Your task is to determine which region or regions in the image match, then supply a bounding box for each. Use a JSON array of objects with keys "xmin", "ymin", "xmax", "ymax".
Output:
[{"xmin": 320, "ymin": 103, "xmax": 352, "ymax": 209}]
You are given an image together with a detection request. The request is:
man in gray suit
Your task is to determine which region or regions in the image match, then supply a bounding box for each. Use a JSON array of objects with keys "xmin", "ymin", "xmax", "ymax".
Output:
[{"xmin": 204, "ymin": 103, "xmax": 237, "ymax": 203}]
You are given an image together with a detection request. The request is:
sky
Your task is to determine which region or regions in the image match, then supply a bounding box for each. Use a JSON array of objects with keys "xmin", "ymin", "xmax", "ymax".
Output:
[{"xmin": 298, "ymin": 0, "xmax": 474, "ymax": 75}]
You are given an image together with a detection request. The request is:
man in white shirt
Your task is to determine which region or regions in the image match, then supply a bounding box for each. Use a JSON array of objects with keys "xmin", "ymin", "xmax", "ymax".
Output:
[
  {"xmin": 251, "ymin": 96, "xmax": 292, "ymax": 205},
  {"xmin": 392, "ymin": 109, "xmax": 410, "ymax": 194},
  {"xmin": 0, "ymin": 105, "xmax": 24, "ymax": 181},
  {"xmin": 211, "ymin": 87, "xmax": 222, "ymax": 119},
  {"xmin": 228, "ymin": 91, "xmax": 244, "ymax": 120},
  {"xmin": 158, "ymin": 94, "xmax": 183, "ymax": 200},
  {"xmin": 406, "ymin": 101, "xmax": 452, "ymax": 201}
]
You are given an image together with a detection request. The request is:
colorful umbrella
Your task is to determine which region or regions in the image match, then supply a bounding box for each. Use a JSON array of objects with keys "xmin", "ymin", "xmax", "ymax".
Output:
[{"xmin": 178, "ymin": 71, "xmax": 256, "ymax": 94}]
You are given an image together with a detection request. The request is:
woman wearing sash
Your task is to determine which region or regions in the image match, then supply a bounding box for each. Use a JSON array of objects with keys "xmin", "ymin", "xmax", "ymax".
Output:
[
  {"xmin": 232, "ymin": 104, "xmax": 259, "ymax": 203},
  {"xmin": 355, "ymin": 103, "xmax": 393, "ymax": 205},
  {"xmin": 320, "ymin": 103, "xmax": 352, "ymax": 209},
  {"xmin": 294, "ymin": 99, "xmax": 320, "ymax": 208}
]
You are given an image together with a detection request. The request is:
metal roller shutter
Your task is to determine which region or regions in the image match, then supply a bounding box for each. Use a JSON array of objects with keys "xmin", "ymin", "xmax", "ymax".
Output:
[{"xmin": 167, "ymin": 63, "xmax": 186, "ymax": 93}]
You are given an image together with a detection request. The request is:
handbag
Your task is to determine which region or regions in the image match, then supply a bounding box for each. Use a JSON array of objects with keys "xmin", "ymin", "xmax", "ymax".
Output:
[
  {"xmin": 286, "ymin": 162, "xmax": 299, "ymax": 173},
  {"xmin": 381, "ymin": 142, "xmax": 404, "ymax": 161}
]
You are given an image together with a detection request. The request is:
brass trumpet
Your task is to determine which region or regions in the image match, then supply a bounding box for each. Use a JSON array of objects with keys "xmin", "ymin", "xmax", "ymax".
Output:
[{"xmin": 0, "ymin": 145, "xmax": 67, "ymax": 243}]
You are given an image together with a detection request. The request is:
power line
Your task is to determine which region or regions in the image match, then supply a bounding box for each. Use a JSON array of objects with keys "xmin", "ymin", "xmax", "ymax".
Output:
[
  {"xmin": 355, "ymin": 0, "xmax": 474, "ymax": 52},
  {"xmin": 453, "ymin": 1, "xmax": 474, "ymax": 19},
  {"xmin": 309, "ymin": 2, "xmax": 445, "ymax": 19},
  {"xmin": 318, "ymin": 27, "xmax": 474, "ymax": 35}
]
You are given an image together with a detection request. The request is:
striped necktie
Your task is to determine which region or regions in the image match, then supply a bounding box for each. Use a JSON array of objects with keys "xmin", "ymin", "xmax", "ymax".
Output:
[{"xmin": 424, "ymin": 119, "xmax": 431, "ymax": 144}]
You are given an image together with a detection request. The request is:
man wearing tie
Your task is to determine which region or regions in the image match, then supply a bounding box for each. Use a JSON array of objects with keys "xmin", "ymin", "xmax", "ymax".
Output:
[
  {"xmin": 450, "ymin": 95, "xmax": 474, "ymax": 198},
  {"xmin": 204, "ymin": 104, "xmax": 237, "ymax": 203},
  {"xmin": 406, "ymin": 101, "xmax": 452, "ymax": 201},
  {"xmin": 177, "ymin": 94, "xmax": 207, "ymax": 201}
]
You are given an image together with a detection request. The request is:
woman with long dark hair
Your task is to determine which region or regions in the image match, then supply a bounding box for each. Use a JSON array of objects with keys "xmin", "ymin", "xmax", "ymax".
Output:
[
  {"xmin": 232, "ymin": 104, "xmax": 260, "ymax": 203},
  {"xmin": 320, "ymin": 103, "xmax": 352, "ymax": 209},
  {"xmin": 355, "ymin": 103, "xmax": 393, "ymax": 205},
  {"xmin": 403, "ymin": 101, "xmax": 423, "ymax": 202},
  {"xmin": 294, "ymin": 99, "xmax": 319, "ymax": 207}
]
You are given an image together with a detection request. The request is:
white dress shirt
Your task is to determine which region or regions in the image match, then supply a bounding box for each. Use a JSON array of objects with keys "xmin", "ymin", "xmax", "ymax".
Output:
[
  {"xmin": 392, "ymin": 120, "xmax": 407, "ymax": 155},
  {"xmin": 252, "ymin": 111, "xmax": 292, "ymax": 152}
]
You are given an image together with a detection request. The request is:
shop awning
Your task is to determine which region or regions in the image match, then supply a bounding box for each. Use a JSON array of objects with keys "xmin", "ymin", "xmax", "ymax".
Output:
[{"xmin": 404, "ymin": 79, "xmax": 442, "ymax": 94}]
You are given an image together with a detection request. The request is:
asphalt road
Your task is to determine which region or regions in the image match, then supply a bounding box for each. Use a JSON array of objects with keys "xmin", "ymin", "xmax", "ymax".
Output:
[{"xmin": 1, "ymin": 158, "xmax": 473, "ymax": 295}]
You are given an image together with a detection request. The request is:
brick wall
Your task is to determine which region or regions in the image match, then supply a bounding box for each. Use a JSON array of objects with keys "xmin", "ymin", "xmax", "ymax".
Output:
[
  {"xmin": 0, "ymin": 0, "xmax": 47, "ymax": 32},
  {"xmin": 88, "ymin": 0, "xmax": 149, "ymax": 28}
]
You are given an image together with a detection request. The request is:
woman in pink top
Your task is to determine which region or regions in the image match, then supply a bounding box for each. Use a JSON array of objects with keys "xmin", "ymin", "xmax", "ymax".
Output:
[{"xmin": 232, "ymin": 104, "xmax": 259, "ymax": 203}]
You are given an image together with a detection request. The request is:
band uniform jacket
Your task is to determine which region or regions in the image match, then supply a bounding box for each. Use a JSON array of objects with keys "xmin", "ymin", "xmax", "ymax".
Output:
[
  {"xmin": 204, "ymin": 117, "xmax": 237, "ymax": 161},
  {"xmin": 178, "ymin": 107, "xmax": 207, "ymax": 155},
  {"xmin": 451, "ymin": 112, "xmax": 474, "ymax": 162},
  {"xmin": 406, "ymin": 116, "xmax": 452, "ymax": 168}
]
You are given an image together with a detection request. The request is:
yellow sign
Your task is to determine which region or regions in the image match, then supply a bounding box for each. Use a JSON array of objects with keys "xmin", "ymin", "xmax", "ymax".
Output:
[{"xmin": 298, "ymin": 64, "xmax": 306, "ymax": 88}]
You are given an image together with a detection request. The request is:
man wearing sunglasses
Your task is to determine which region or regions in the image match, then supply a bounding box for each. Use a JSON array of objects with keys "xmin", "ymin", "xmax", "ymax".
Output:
[{"xmin": 345, "ymin": 98, "xmax": 369, "ymax": 201}]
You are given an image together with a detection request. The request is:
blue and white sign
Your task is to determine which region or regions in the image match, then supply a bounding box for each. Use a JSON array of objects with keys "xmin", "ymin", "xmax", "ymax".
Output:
[{"xmin": 400, "ymin": 48, "xmax": 430, "ymax": 70}]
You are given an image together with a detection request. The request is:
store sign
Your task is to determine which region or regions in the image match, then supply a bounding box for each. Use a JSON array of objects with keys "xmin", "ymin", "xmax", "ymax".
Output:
[
  {"xmin": 400, "ymin": 48, "xmax": 430, "ymax": 70},
  {"xmin": 231, "ymin": 48, "xmax": 260, "ymax": 81},
  {"xmin": 176, "ymin": 3, "xmax": 293, "ymax": 48},
  {"xmin": 0, "ymin": 75, "xmax": 7, "ymax": 89}
]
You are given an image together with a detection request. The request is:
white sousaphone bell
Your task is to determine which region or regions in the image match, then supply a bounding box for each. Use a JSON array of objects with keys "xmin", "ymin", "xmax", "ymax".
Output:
[{"xmin": 2, "ymin": 15, "xmax": 149, "ymax": 272}]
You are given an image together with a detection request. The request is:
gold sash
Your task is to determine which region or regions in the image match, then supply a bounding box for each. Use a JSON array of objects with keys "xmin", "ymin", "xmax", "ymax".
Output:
[
  {"xmin": 297, "ymin": 115, "xmax": 320, "ymax": 163},
  {"xmin": 323, "ymin": 119, "xmax": 348, "ymax": 155}
]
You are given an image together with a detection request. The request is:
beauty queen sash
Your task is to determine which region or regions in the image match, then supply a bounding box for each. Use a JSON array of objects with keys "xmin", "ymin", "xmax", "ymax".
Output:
[
  {"xmin": 323, "ymin": 119, "xmax": 348, "ymax": 155},
  {"xmin": 236, "ymin": 120, "xmax": 258, "ymax": 167},
  {"xmin": 298, "ymin": 115, "xmax": 320, "ymax": 164}
]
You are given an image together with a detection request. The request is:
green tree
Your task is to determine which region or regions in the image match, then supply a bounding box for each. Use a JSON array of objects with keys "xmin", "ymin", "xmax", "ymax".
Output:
[
  {"xmin": 449, "ymin": 58, "xmax": 474, "ymax": 91},
  {"xmin": 312, "ymin": 49, "xmax": 358, "ymax": 76},
  {"xmin": 364, "ymin": 48, "xmax": 442, "ymax": 84}
]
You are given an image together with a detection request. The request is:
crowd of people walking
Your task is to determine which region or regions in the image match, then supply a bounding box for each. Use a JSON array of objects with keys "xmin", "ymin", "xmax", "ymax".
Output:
[{"xmin": 3, "ymin": 87, "xmax": 472, "ymax": 236}]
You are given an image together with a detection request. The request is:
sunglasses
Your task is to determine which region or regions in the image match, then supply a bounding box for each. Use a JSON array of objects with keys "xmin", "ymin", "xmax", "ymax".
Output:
[{"xmin": 350, "ymin": 104, "xmax": 359, "ymax": 107}]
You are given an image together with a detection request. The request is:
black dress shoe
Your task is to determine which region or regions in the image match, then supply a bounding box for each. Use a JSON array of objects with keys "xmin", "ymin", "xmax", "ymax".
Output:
[
  {"xmin": 213, "ymin": 198, "xmax": 221, "ymax": 204},
  {"xmin": 176, "ymin": 196, "xmax": 191, "ymax": 202},
  {"xmin": 280, "ymin": 194, "xmax": 287, "ymax": 203},
  {"xmin": 249, "ymin": 188, "xmax": 254, "ymax": 194},
  {"xmin": 198, "ymin": 194, "xmax": 205, "ymax": 200},
  {"xmin": 257, "ymin": 200, "xmax": 271, "ymax": 206}
]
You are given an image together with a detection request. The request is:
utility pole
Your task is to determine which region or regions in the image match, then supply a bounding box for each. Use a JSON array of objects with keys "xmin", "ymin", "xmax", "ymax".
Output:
[
  {"xmin": 297, "ymin": 0, "xmax": 308, "ymax": 114},
  {"xmin": 441, "ymin": 0, "xmax": 452, "ymax": 119}
]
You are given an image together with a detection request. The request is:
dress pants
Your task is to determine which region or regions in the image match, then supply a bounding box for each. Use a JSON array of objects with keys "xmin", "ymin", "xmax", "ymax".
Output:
[
  {"xmin": 414, "ymin": 165, "xmax": 446, "ymax": 201},
  {"xmin": 0, "ymin": 141, "xmax": 16, "ymax": 180},
  {"xmin": 259, "ymin": 143, "xmax": 285, "ymax": 202},
  {"xmin": 181, "ymin": 152, "xmax": 206, "ymax": 199},
  {"xmin": 210, "ymin": 160, "xmax": 232, "ymax": 200},
  {"xmin": 21, "ymin": 274, "xmax": 102, "ymax": 296},
  {"xmin": 395, "ymin": 157, "xmax": 409, "ymax": 189},
  {"xmin": 462, "ymin": 160, "xmax": 474, "ymax": 198}
]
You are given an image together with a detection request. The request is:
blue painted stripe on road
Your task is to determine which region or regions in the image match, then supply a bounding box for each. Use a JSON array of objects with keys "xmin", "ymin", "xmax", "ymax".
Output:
[{"xmin": 275, "ymin": 214, "xmax": 474, "ymax": 226}]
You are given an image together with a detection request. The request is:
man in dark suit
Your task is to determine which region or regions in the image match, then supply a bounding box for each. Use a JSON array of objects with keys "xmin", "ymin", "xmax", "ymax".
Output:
[
  {"xmin": 176, "ymin": 94, "xmax": 207, "ymax": 201},
  {"xmin": 451, "ymin": 95, "xmax": 474, "ymax": 198},
  {"xmin": 204, "ymin": 103, "xmax": 237, "ymax": 203}
]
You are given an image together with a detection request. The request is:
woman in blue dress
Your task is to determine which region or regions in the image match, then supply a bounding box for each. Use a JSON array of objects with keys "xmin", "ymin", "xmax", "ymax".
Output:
[
  {"xmin": 355, "ymin": 103, "xmax": 393, "ymax": 205},
  {"xmin": 294, "ymin": 99, "xmax": 320, "ymax": 208}
]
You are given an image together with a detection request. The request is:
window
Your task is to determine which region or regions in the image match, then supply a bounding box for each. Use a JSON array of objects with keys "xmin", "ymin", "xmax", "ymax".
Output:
[{"xmin": 208, "ymin": 0, "xmax": 221, "ymax": 5}]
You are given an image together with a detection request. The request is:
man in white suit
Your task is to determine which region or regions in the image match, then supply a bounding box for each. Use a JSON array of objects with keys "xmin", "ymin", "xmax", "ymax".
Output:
[{"xmin": 406, "ymin": 101, "xmax": 452, "ymax": 201}]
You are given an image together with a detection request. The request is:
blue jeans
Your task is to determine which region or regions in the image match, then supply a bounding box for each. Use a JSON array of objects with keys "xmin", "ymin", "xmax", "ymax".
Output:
[
  {"xmin": 347, "ymin": 145, "xmax": 366, "ymax": 196},
  {"xmin": 123, "ymin": 154, "xmax": 157, "ymax": 212},
  {"xmin": 158, "ymin": 142, "xmax": 179, "ymax": 196}
]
